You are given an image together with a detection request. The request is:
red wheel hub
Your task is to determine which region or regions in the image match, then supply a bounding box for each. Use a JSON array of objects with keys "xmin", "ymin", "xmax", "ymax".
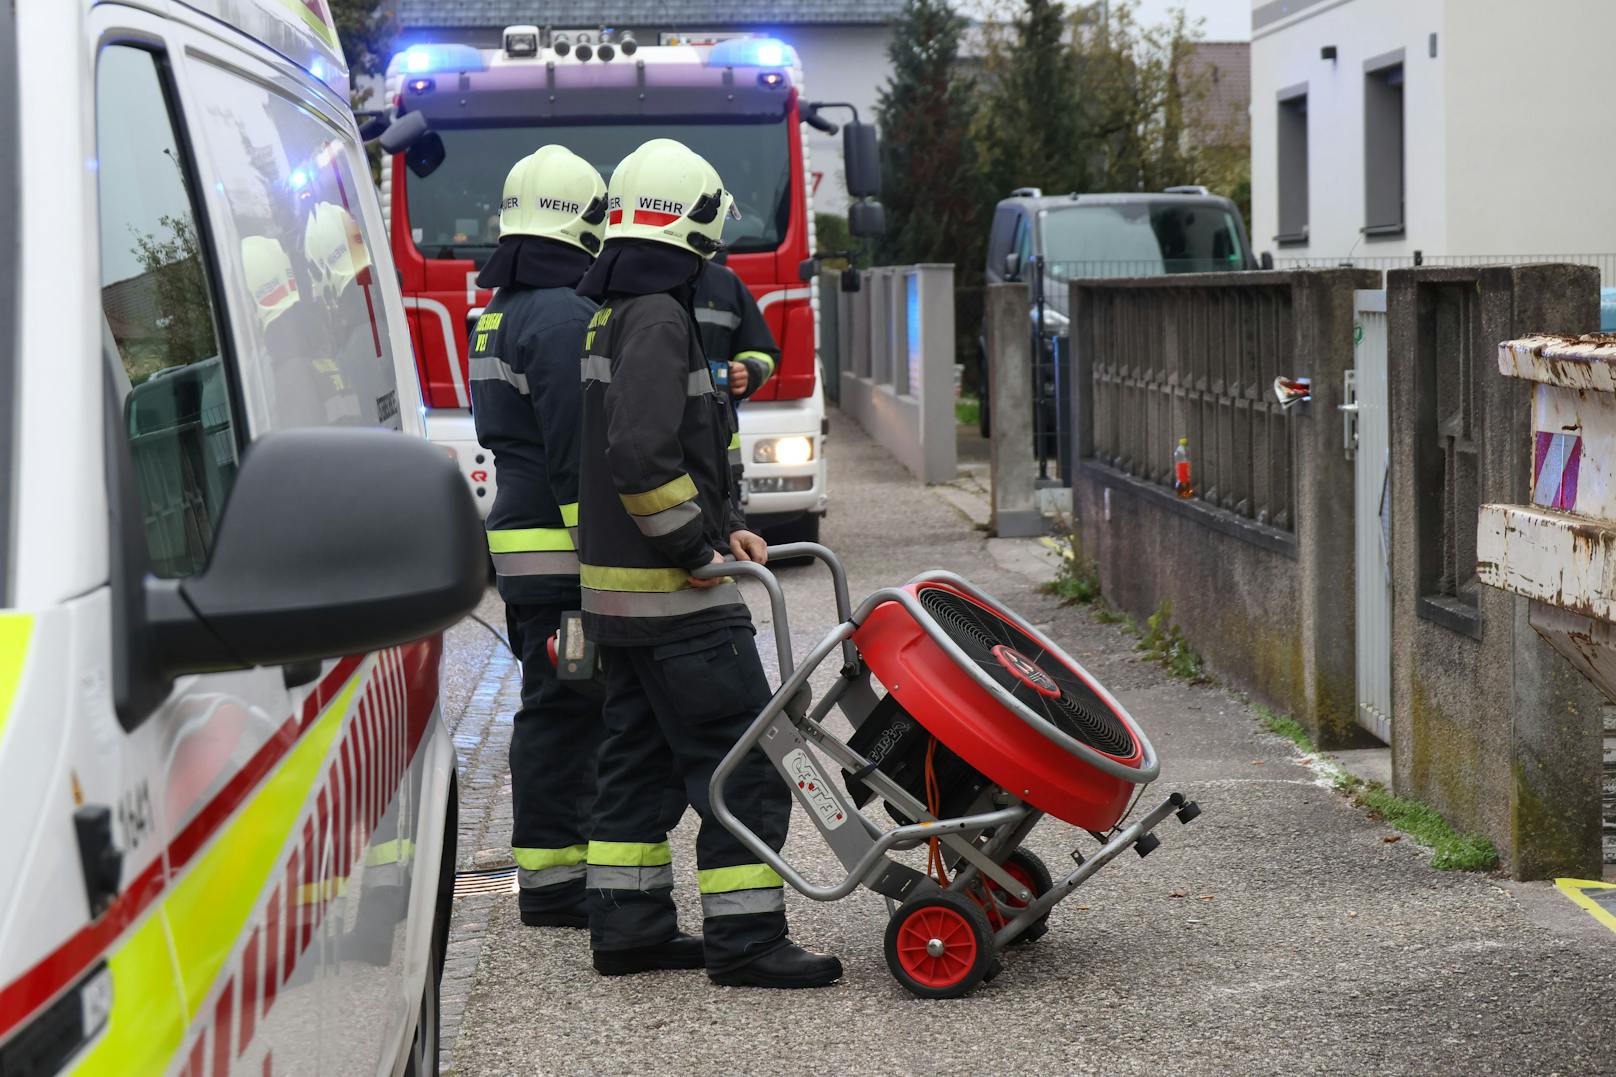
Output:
[
  {"xmin": 991, "ymin": 862, "xmax": 1038, "ymax": 909},
  {"xmin": 895, "ymin": 906, "xmax": 978, "ymax": 988},
  {"xmin": 989, "ymin": 644, "xmax": 1061, "ymax": 698}
]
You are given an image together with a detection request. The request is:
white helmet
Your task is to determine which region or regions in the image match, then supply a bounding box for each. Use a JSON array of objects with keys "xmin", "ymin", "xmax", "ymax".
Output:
[
  {"xmin": 303, "ymin": 201, "xmax": 372, "ymax": 298},
  {"xmin": 498, "ymin": 144, "xmax": 608, "ymax": 255},
  {"xmin": 241, "ymin": 235, "xmax": 299, "ymax": 330},
  {"xmin": 604, "ymin": 138, "xmax": 734, "ymax": 258}
]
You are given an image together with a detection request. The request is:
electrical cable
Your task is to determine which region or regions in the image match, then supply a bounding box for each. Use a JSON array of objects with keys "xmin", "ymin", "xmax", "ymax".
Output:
[{"xmin": 467, "ymin": 611, "xmax": 514, "ymax": 655}]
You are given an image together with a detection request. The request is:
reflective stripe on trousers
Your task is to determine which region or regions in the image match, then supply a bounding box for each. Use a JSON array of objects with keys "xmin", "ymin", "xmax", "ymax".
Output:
[
  {"xmin": 586, "ymin": 839, "xmax": 675, "ymax": 891},
  {"xmin": 698, "ymin": 863, "xmax": 785, "ymax": 917},
  {"xmin": 515, "ymin": 844, "xmax": 588, "ymax": 889}
]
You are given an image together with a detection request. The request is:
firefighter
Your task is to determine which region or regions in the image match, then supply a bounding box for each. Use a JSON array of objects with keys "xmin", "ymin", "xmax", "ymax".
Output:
[
  {"xmin": 468, "ymin": 145, "xmax": 609, "ymax": 928},
  {"xmin": 694, "ymin": 255, "xmax": 779, "ymax": 504},
  {"xmin": 574, "ymin": 138, "xmax": 841, "ymax": 988}
]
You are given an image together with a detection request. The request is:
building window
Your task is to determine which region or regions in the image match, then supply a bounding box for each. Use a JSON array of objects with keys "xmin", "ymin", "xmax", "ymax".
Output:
[
  {"xmin": 1275, "ymin": 86, "xmax": 1309, "ymax": 244},
  {"xmin": 1364, "ymin": 53, "xmax": 1405, "ymax": 237},
  {"xmin": 1414, "ymin": 281, "xmax": 1481, "ymax": 636}
]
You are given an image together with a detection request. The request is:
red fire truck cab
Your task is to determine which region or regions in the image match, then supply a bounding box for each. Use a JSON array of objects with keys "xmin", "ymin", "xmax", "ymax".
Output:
[{"xmin": 381, "ymin": 31, "xmax": 836, "ymax": 541}]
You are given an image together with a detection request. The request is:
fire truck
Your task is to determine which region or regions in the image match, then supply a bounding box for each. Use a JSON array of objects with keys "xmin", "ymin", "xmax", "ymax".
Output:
[{"xmin": 380, "ymin": 29, "xmax": 877, "ymax": 543}]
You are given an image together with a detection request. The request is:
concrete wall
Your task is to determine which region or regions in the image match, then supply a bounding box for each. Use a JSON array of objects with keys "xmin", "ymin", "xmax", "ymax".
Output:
[
  {"xmin": 837, "ymin": 264, "xmax": 957, "ymax": 484},
  {"xmin": 1250, "ymin": 0, "xmax": 1616, "ymax": 261},
  {"xmin": 1386, "ymin": 264, "xmax": 1607, "ymax": 879},
  {"xmin": 1069, "ymin": 269, "xmax": 1378, "ymax": 747}
]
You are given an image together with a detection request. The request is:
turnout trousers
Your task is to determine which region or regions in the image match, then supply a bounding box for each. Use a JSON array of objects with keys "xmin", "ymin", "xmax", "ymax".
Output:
[
  {"xmin": 587, "ymin": 625, "xmax": 791, "ymax": 972},
  {"xmin": 506, "ymin": 599, "xmax": 604, "ymax": 915}
]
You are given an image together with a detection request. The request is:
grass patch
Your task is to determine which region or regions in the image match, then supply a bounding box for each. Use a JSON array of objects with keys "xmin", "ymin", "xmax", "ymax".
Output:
[
  {"xmin": 1135, "ymin": 600, "xmax": 1207, "ymax": 681},
  {"xmin": 1039, "ymin": 523, "xmax": 1101, "ymax": 606},
  {"xmin": 955, "ymin": 396, "xmax": 980, "ymax": 428},
  {"xmin": 1253, "ymin": 702, "xmax": 1315, "ymax": 754},
  {"xmin": 1333, "ymin": 773, "xmax": 1500, "ymax": 872},
  {"xmin": 1253, "ymin": 703, "xmax": 1499, "ymax": 872}
]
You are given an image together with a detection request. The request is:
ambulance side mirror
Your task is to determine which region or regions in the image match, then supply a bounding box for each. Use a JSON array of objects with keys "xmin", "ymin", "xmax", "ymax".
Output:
[{"xmin": 142, "ymin": 428, "xmax": 485, "ymax": 679}]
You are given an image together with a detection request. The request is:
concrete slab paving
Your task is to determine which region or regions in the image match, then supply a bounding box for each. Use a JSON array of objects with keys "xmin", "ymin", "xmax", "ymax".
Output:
[{"xmin": 438, "ymin": 408, "xmax": 1616, "ymax": 1076}]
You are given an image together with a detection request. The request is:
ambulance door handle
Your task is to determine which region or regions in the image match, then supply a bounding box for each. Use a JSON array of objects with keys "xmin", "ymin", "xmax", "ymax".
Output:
[{"xmin": 283, "ymin": 659, "xmax": 321, "ymax": 689}]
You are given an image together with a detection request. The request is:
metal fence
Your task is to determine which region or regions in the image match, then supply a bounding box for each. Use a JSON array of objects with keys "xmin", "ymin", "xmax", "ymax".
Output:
[
  {"xmin": 1081, "ymin": 280, "xmax": 1299, "ymax": 531},
  {"xmin": 1277, "ymin": 252, "xmax": 1616, "ymax": 287}
]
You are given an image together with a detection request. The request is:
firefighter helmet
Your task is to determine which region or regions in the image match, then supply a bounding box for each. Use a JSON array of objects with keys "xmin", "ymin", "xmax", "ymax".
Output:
[
  {"xmin": 498, "ymin": 144, "xmax": 608, "ymax": 255},
  {"xmin": 603, "ymin": 138, "xmax": 734, "ymax": 258},
  {"xmin": 241, "ymin": 235, "xmax": 300, "ymax": 330},
  {"xmin": 303, "ymin": 201, "xmax": 372, "ymax": 298}
]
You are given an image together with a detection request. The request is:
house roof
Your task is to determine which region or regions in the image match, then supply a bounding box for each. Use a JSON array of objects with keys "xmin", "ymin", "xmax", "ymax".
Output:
[{"xmin": 398, "ymin": 1, "xmax": 907, "ymax": 28}]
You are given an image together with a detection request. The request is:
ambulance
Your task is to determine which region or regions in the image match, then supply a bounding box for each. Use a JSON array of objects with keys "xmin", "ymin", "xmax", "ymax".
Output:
[
  {"xmin": 379, "ymin": 28, "xmax": 885, "ymax": 544},
  {"xmin": 0, "ymin": 2, "xmax": 484, "ymax": 1074}
]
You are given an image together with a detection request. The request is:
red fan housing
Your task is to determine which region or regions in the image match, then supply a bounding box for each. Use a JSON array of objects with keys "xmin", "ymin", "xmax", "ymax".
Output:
[{"xmin": 852, "ymin": 580, "xmax": 1148, "ymax": 831}]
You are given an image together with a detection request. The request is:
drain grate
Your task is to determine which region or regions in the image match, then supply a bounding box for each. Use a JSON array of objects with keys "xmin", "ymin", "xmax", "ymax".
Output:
[{"xmin": 453, "ymin": 866, "xmax": 518, "ymax": 899}]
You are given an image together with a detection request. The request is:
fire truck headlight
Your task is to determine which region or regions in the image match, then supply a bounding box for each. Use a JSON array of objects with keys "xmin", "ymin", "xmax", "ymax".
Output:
[{"xmin": 755, "ymin": 436, "xmax": 814, "ymax": 466}]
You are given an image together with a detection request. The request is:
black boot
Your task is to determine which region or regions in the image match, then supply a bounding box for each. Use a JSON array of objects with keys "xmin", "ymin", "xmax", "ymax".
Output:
[
  {"xmin": 592, "ymin": 932, "xmax": 706, "ymax": 976},
  {"xmin": 519, "ymin": 887, "xmax": 588, "ymax": 928},
  {"xmin": 709, "ymin": 942, "xmax": 843, "ymax": 989}
]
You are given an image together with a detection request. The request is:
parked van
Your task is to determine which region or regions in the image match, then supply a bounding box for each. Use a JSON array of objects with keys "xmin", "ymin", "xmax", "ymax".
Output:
[
  {"xmin": 977, "ymin": 187, "xmax": 1259, "ymax": 434},
  {"xmin": 0, "ymin": 3, "xmax": 484, "ymax": 1075}
]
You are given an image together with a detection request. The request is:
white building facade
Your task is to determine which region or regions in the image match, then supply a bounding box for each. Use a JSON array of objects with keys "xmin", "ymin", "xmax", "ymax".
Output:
[{"xmin": 1249, "ymin": 0, "xmax": 1616, "ymax": 270}]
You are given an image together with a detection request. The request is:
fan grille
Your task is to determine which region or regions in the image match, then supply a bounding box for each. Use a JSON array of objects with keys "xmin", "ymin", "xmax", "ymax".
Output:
[{"xmin": 916, "ymin": 586, "xmax": 1135, "ymax": 759}]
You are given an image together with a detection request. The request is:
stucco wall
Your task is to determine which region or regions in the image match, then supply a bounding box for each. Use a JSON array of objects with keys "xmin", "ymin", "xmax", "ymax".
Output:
[{"xmin": 1385, "ymin": 264, "xmax": 1607, "ymax": 879}]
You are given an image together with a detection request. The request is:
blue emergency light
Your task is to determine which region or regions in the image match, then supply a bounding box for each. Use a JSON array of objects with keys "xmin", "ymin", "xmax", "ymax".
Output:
[
  {"xmin": 396, "ymin": 43, "xmax": 487, "ymax": 75},
  {"xmin": 705, "ymin": 37, "xmax": 792, "ymax": 69}
]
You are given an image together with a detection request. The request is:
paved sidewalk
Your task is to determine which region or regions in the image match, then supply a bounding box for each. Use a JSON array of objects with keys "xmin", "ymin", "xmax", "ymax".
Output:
[{"xmin": 438, "ymin": 411, "xmax": 1615, "ymax": 1075}]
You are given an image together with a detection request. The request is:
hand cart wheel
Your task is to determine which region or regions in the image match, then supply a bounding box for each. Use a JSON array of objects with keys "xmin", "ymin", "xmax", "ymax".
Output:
[
  {"xmin": 986, "ymin": 847, "xmax": 1054, "ymax": 945},
  {"xmin": 883, "ymin": 890, "xmax": 999, "ymax": 999}
]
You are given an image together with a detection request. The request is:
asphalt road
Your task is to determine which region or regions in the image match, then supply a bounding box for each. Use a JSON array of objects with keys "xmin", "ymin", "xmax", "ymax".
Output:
[{"xmin": 439, "ymin": 411, "xmax": 1616, "ymax": 1076}]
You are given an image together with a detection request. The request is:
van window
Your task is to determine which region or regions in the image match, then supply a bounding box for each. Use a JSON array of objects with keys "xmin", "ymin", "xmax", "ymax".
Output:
[
  {"xmin": 187, "ymin": 62, "xmax": 402, "ymax": 433},
  {"xmin": 1042, "ymin": 203, "xmax": 1247, "ymax": 279},
  {"xmin": 98, "ymin": 46, "xmax": 236, "ymax": 578}
]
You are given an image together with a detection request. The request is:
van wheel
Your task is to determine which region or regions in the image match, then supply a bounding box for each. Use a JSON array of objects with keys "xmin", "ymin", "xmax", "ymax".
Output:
[{"xmin": 403, "ymin": 943, "xmax": 440, "ymax": 1076}]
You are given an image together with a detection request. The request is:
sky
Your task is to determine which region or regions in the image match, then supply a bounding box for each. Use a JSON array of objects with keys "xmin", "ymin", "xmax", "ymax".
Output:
[{"xmin": 1132, "ymin": 0, "xmax": 1251, "ymax": 41}]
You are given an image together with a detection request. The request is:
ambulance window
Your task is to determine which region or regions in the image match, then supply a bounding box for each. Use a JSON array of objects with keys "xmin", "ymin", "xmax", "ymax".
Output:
[
  {"xmin": 186, "ymin": 62, "xmax": 402, "ymax": 434},
  {"xmin": 97, "ymin": 46, "xmax": 236, "ymax": 579}
]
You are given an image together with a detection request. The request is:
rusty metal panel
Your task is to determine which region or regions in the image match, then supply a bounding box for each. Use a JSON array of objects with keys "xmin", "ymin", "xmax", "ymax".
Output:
[{"xmin": 1477, "ymin": 502, "xmax": 1616, "ymax": 622}]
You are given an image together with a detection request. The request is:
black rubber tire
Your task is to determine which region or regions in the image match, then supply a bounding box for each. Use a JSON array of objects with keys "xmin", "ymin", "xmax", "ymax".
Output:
[
  {"xmin": 402, "ymin": 936, "xmax": 441, "ymax": 1076},
  {"xmin": 991, "ymin": 847, "xmax": 1054, "ymax": 945},
  {"xmin": 884, "ymin": 890, "xmax": 998, "ymax": 1000}
]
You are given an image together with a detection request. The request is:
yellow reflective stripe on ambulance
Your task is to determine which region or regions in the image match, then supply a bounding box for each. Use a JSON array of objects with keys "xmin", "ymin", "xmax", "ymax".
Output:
[
  {"xmin": 72, "ymin": 670, "xmax": 365, "ymax": 1073},
  {"xmin": 487, "ymin": 527, "xmax": 575, "ymax": 553},
  {"xmin": 364, "ymin": 838, "xmax": 416, "ymax": 866},
  {"xmin": 0, "ymin": 613, "xmax": 34, "ymax": 749},
  {"xmin": 586, "ymin": 840, "xmax": 672, "ymax": 867},
  {"xmin": 619, "ymin": 474, "xmax": 697, "ymax": 516},
  {"xmin": 277, "ymin": 0, "xmax": 339, "ymax": 48},
  {"xmin": 697, "ymin": 864, "xmax": 783, "ymax": 894}
]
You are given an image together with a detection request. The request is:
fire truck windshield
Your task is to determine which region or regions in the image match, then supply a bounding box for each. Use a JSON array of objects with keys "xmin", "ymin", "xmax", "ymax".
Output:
[{"xmin": 406, "ymin": 117, "xmax": 791, "ymax": 263}]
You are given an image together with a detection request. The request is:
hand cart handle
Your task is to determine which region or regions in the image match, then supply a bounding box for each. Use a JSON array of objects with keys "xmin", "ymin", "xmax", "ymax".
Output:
[{"xmin": 688, "ymin": 542, "xmax": 860, "ymax": 679}]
